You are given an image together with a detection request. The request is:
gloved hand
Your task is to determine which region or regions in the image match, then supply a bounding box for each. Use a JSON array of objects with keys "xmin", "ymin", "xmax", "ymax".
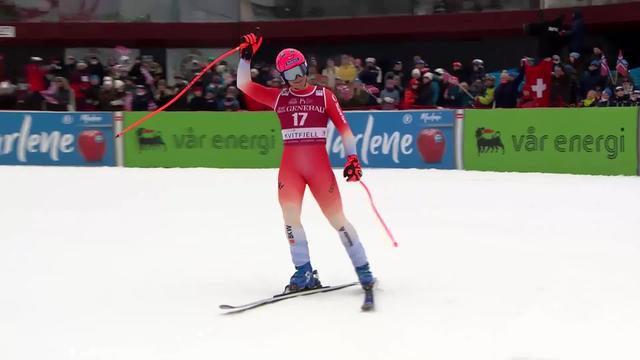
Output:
[
  {"xmin": 240, "ymin": 33, "xmax": 263, "ymax": 61},
  {"xmin": 343, "ymin": 154, "xmax": 363, "ymax": 182}
]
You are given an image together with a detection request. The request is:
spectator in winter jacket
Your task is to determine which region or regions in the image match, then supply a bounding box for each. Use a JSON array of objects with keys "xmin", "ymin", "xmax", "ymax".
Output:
[
  {"xmin": 561, "ymin": 10, "xmax": 586, "ymax": 55},
  {"xmin": 518, "ymin": 85, "xmax": 537, "ymax": 108},
  {"xmin": 336, "ymin": 55, "xmax": 357, "ymax": 83},
  {"xmin": 25, "ymin": 57, "xmax": 47, "ymax": 93},
  {"xmin": 475, "ymin": 75, "xmax": 495, "ymax": 108},
  {"xmin": 87, "ymin": 56, "xmax": 105, "ymax": 84},
  {"xmin": 188, "ymin": 87, "xmax": 207, "ymax": 111},
  {"xmin": 416, "ymin": 73, "xmax": 435, "ymax": 106},
  {"xmin": 83, "ymin": 75, "xmax": 102, "ymax": 111},
  {"xmin": 450, "ymin": 61, "xmax": 466, "ymax": 83},
  {"xmin": 378, "ymin": 78, "xmax": 400, "ymax": 110},
  {"xmin": 597, "ymin": 88, "xmax": 612, "ymax": 107},
  {"xmin": 631, "ymin": 90, "xmax": 640, "ymax": 106},
  {"xmin": 203, "ymin": 90, "xmax": 219, "ymax": 111},
  {"xmin": 494, "ymin": 69, "xmax": 524, "ymax": 108},
  {"xmin": 611, "ymin": 86, "xmax": 632, "ymax": 107},
  {"xmin": 580, "ymin": 60, "xmax": 606, "ymax": 98},
  {"xmin": 44, "ymin": 77, "xmax": 74, "ymax": 111},
  {"xmin": 402, "ymin": 78, "xmax": 419, "ymax": 109},
  {"xmin": 579, "ymin": 90, "xmax": 599, "ymax": 107},
  {"xmin": 0, "ymin": 80, "xmax": 17, "ymax": 110},
  {"xmin": 384, "ymin": 61, "xmax": 404, "ymax": 87},
  {"xmin": 470, "ymin": 59, "xmax": 486, "ymax": 84},
  {"xmin": 322, "ymin": 58, "xmax": 338, "ymax": 89},
  {"xmin": 550, "ymin": 65, "xmax": 574, "ymax": 107},
  {"xmin": 154, "ymin": 79, "xmax": 174, "ymax": 108},
  {"xmin": 359, "ymin": 58, "xmax": 382, "ymax": 88},
  {"xmin": 132, "ymin": 85, "xmax": 155, "ymax": 111}
]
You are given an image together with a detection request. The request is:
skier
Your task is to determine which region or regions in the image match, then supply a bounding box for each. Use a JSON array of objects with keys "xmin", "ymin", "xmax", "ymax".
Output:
[{"xmin": 237, "ymin": 33, "xmax": 375, "ymax": 295}]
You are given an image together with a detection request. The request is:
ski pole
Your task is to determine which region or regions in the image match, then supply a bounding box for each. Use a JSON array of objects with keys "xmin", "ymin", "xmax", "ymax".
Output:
[
  {"xmin": 359, "ymin": 180, "xmax": 398, "ymax": 247},
  {"xmin": 116, "ymin": 44, "xmax": 248, "ymax": 138}
]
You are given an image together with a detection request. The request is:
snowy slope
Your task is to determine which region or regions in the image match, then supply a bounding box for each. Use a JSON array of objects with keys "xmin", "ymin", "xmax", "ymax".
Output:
[{"xmin": 1, "ymin": 166, "xmax": 639, "ymax": 360}]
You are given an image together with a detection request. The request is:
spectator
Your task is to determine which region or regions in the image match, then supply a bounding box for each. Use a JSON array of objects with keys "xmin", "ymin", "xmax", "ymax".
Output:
[
  {"xmin": 631, "ymin": 90, "xmax": 640, "ymax": 106},
  {"xmin": 348, "ymin": 79, "xmax": 377, "ymax": 108},
  {"xmin": 416, "ymin": 72, "xmax": 435, "ymax": 106},
  {"xmin": 359, "ymin": 57, "xmax": 382, "ymax": 87},
  {"xmin": 475, "ymin": 75, "xmax": 496, "ymax": 108},
  {"xmin": 154, "ymin": 79, "xmax": 174, "ymax": 108},
  {"xmin": 597, "ymin": 88, "xmax": 612, "ymax": 107},
  {"xmin": 550, "ymin": 65, "xmax": 573, "ymax": 107},
  {"xmin": 518, "ymin": 85, "xmax": 537, "ymax": 108},
  {"xmin": 580, "ymin": 60, "xmax": 606, "ymax": 98},
  {"xmin": 222, "ymin": 86, "xmax": 240, "ymax": 111},
  {"xmin": 458, "ymin": 82, "xmax": 475, "ymax": 107},
  {"xmin": 69, "ymin": 61, "xmax": 91, "ymax": 110},
  {"xmin": 189, "ymin": 87, "xmax": 206, "ymax": 111},
  {"xmin": 470, "ymin": 59, "xmax": 486, "ymax": 84},
  {"xmin": 402, "ymin": 78, "xmax": 419, "ymax": 109},
  {"xmin": 378, "ymin": 78, "xmax": 400, "ymax": 110},
  {"xmin": 83, "ymin": 75, "xmax": 102, "ymax": 111},
  {"xmin": 87, "ymin": 56, "xmax": 105, "ymax": 83},
  {"xmin": 131, "ymin": 85, "xmax": 155, "ymax": 111},
  {"xmin": 385, "ymin": 61, "xmax": 404, "ymax": 86},
  {"xmin": 495, "ymin": 68, "xmax": 524, "ymax": 108},
  {"xmin": 568, "ymin": 52, "xmax": 583, "ymax": 75},
  {"xmin": 450, "ymin": 61, "xmax": 466, "ymax": 83},
  {"xmin": 321, "ymin": 57, "xmax": 338, "ymax": 89},
  {"xmin": 336, "ymin": 55, "xmax": 357, "ymax": 83},
  {"xmin": 0, "ymin": 80, "xmax": 17, "ymax": 110},
  {"xmin": 561, "ymin": 10, "xmax": 586, "ymax": 56},
  {"xmin": 579, "ymin": 90, "xmax": 599, "ymax": 107},
  {"xmin": 98, "ymin": 76, "xmax": 124, "ymax": 111},
  {"xmin": 63, "ymin": 55, "xmax": 77, "ymax": 78},
  {"xmin": 25, "ymin": 57, "xmax": 47, "ymax": 93},
  {"xmin": 203, "ymin": 89, "xmax": 219, "ymax": 111},
  {"xmin": 611, "ymin": 86, "xmax": 631, "ymax": 107},
  {"xmin": 43, "ymin": 77, "xmax": 74, "ymax": 111}
]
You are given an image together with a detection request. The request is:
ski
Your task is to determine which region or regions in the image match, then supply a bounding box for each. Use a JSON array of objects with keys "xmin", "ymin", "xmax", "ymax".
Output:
[
  {"xmin": 361, "ymin": 286, "xmax": 375, "ymax": 311},
  {"xmin": 219, "ymin": 282, "xmax": 359, "ymax": 314}
]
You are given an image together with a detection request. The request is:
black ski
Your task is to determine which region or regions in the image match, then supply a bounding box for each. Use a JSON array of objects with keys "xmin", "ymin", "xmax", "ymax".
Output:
[{"xmin": 219, "ymin": 282, "xmax": 359, "ymax": 314}]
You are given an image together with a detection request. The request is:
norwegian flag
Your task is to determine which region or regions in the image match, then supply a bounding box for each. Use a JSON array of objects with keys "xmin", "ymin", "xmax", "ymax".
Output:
[
  {"xmin": 600, "ymin": 54, "xmax": 610, "ymax": 77},
  {"xmin": 616, "ymin": 50, "xmax": 629, "ymax": 78}
]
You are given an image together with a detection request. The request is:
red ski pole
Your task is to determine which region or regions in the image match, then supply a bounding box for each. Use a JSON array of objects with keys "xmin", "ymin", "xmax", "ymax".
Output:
[
  {"xmin": 359, "ymin": 180, "xmax": 398, "ymax": 247},
  {"xmin": 116, "ymin": 44, "xmax": 248, "ymax": 138}
]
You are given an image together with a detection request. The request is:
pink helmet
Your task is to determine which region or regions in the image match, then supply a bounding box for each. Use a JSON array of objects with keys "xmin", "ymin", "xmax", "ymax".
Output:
[{"xmin": 275, "ymin": 48, "xmax": 306, "ymax": 73}]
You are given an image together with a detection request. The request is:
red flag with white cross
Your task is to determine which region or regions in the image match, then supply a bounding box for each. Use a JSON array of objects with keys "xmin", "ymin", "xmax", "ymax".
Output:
[{"xmin": 524, "ymin": 59, "xmax": 553, "ymax": 107}]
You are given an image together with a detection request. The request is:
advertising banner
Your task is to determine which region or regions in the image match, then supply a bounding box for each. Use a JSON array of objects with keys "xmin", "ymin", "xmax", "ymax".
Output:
[
  {"xmin": 463, "ymin": 108, "xmax": 638, "ymax": 176},
  {"xmin": 328, "ymin": 110, "xmax": 458, "ymax": 169},
  {"xmin": 123, "ymin": 112, "xmax": 282, "ymax": 168},
  {"xmin": 0, "ymin": 111, "xmax": 115, "ymax": 166}
]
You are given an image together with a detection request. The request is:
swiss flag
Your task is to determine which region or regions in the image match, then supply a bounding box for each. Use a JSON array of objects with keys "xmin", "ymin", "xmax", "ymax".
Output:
[{"xmin": 524, "ymin": 59, "xmax": 553, "ymax": 107}]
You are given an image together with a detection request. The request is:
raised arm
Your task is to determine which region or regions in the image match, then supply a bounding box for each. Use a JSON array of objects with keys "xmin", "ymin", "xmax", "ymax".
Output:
[
  {"xmin": 237, "ymin": 59, "xmax": 280, "ymax": 110},
  {"xmin": 236, "ymin": 34, "xmax": 280, "ymax": 109}
]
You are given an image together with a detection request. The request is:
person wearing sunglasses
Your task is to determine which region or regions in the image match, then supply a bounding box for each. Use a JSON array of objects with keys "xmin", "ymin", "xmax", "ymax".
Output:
[{"xmin": 237, "ymin": 33, "xmax": 375, "ymax": 296}]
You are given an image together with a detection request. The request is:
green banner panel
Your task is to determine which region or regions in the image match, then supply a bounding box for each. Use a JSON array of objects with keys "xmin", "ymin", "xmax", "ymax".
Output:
[
  {"xmin": 123, "ymin": 112, "xmax": 282, "ymax": 168},
  {"xmin": 463, "ymin": 108, "xmax": 638, "ymax": 176}
]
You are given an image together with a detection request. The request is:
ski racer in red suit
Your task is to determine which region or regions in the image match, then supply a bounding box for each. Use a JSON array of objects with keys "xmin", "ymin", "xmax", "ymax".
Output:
[{"xmin": 237, "ymin": 33, "xmax": 374, "ymax": 293}]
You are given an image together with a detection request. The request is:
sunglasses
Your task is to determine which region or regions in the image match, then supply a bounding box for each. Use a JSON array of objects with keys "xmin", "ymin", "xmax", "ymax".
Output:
[{"xmin": 281, "ymin": 64, "xmax": 308, "ymax": 81}]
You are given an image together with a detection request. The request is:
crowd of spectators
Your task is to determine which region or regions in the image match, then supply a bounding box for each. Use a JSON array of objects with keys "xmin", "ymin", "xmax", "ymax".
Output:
[{"xmin": 0, "ymin": 45, "xmax": 638, "ymax": 112}]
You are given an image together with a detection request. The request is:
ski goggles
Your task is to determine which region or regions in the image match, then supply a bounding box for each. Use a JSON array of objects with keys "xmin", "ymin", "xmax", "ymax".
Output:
[{"xmin": 281, "ymin": 64, "xmax": 308, "ymax": 81}]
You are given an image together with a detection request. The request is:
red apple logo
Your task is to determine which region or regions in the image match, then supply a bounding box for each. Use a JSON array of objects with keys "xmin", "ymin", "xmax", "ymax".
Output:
[
  {"xmin": 78, "ymin": 130, "xmax": 106, "ymax": 162},
  {"xmin": 417, "ymin": 128, "xmax": 446, "ymax": 163}
]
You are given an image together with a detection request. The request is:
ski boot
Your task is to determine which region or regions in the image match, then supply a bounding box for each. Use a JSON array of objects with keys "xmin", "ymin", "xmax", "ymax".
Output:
[
  {"xmin": 355, "ymin": 263, "xmax": 375, "ymax": 290},
  {"xmin": 284, "ymin": 262, "xmax": 322, "ymax": 293}
]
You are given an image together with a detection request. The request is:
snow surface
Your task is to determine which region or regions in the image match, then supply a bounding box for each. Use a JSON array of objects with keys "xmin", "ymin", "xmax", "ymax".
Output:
[{"xmin": 1, "ymin": 166, "xmax": 639, "ymax": 360}]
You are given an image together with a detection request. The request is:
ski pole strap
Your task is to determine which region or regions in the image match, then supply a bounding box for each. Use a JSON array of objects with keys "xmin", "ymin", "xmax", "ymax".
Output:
[{"xmin": 359, "ymin": 180, "xmax": 398, "ymax": 247}]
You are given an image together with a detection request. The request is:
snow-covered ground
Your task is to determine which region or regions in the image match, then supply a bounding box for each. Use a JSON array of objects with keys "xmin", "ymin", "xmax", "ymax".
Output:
[{"xmin": 1, "ymin": 166, "xmax": 639, "ymax": 360}]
